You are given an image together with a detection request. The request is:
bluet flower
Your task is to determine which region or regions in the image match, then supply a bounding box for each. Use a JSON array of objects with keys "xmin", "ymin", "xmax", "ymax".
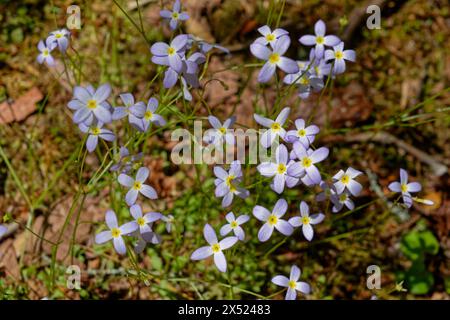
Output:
[
  {"xmin": 37, "ymin": 39, "xmax": 56, "ymax": 66},
  {"xmin": 110, "ymin": 146, "xmax": 143, "ymax": 173},
  {"xmin": 271, "ymin": 265, "xmax": 311, "ymax": 300},
  {"xmin": 254, "ymin": 25, "xmax": 289, "ymax": 48},
  {"xmin": 151, "ymin": 34, "xmax": 189, "ymax": 73},
  {"xmin": 324, "ymin": 42, "xmax": 356, "ymax": 74},
  {"xmin": 79, "ymin": 121, "xmax": 115, "ymax": 153},
  {"xmin": 288, "ymin": 201, "xmax": 324, "ymax": 241},
  {"xmin": 253, "ymin": 199, "xmax": 293, "ymax": 242},
  {"xmin": 220, "ymin": 212, "xmax": 250, "ymax": 241},
  {"xmin": 299, "ymin": 19, "xmax": 340, "ymax": 59},
  {"xmin": 332, "ymin": 167, "xmax": 363, "ymax": 196},
  {"xmin": 288, "ymin": 141, "xmax": 329, "ymax": 185},
  {"xmin": 118, "ymin": 167, "xmax": 158, "ymax": 206},
  {"xmin": 95, "ymin": 210, "xmax": 138, "ymax": 255},
  {"xmin": 204, "ymin": 115, "xmax": 236, "ymax": 146},
  {"xmin": 285, "ymin": 118, "xmax": 319, "ymax": 147},
  {"xmin": 161, "ymin": 214, "xmax": 175, "ymax": 232},
  {"xmin": 254, "ymin": 107, "xmax": 290, "ymax": 148},
  {"xmin": 112, "ymin": 93, "xmax": 146, "ymax": 126},
  {"xmin": 129, "ymin": 204, "xmax": 162, "ymax": 236},
  {"xmin": 283, "ymin": 70, "xmax": 324, "ymax": 99},
  {"xmin": 190, "ymin": 224, "xmax": 238, "ymax": 273},
  {"xmin": 250, "ymin": 37, "xmax": 298, "ymax": 83},
  {"xmin": 160, "ymin": 0, "xmax": 189, "ymax": 30},
  {"xmin": 388, "ymin": 168, "xmax": 421, "ymax": 208},
  {"xmin": 331, "ymin": 190, "xmax": 354, "ymax": 213},
  {"xmin": 214, "ymin": 161, "xmax": 249, "ymax": 207},
  {"xmin": 139, "ymin": 97, "xmax": 167, "ymax": 132},
  {"xmin": 47, "ymin": 28, "xmax": 70, "ymax": 52},
  {"xmin": 67, "ymin": 84, "xmax": 112, "ymax": 124}
]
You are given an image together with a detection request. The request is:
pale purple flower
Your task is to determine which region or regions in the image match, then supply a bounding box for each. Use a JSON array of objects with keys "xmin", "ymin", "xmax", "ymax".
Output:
[
  {"xmin": 129, "ymin": 204, "xmax": 162, "ymax": 237},
  {"xmin": 0, "ymin": 224, "xmax": 7, "ymax": 239},
  {"xmin": 283, "ymin": 70, "xmax": 324, "ymax": 99},
  {"xmin": 220, "ymin": 212, "xmax": 250, "ymax": 241},
  {"xmin": 161, "ymin": 214, "xmax": 174, "ymax": 232},
  {"xmin": 324, "ymin": 42, "xmax": 356, "ymax": 74},
  {"xmin": 311, "ymin": 58, "xmax": 331, "ymax": 79},
  {"xmin": 299, "ymin": 19, "xmax": 341, "ymax": 59},
  {"xmin": 47, "ymin": 28, "xmax": 70, "ymax": 52},
  {"xmin": 151, "ymin": 34, "xmax": 189, "ymax": 73},
  {"xmin": 254, "ymin": 25, "xmax": 289, "ymax": 48},
  {"xmin": 160, "ymin": 0, "xmax": 189, "ymax": 30},
  {"xmin": 271, "ymin": 265, "xmax": 311, "ymax": 300},
  {"xmin": 112, "ymin": 93, "xmax": 146, "ymax": 127},
  {"xmin": 288, "ymin": 201, "xmax": 325, "ymax": 241},
  {"xmin": 285, "ymin": 118, "xmax": 319, "ymax": 147},
  {"xmin": 110, "ymin": 146, "xmax": 143, "ymax": 173},
  {"xmin": 198, "ymin": 41, "xmax": 230, "ymax": 54},
  {"xmin": 95, "ymin": 210, "xmax": 138, "ymax": 255},
  {"xmin": 203, "ymin": 115, "xmax": 236, "ymax": 146},
  {"xmin": 190, "ymin": 224, "xmax": 238, "ymax": 273},
  {"xmin": 79, "ymin": 121, "xmax": 115, "ymax": 153},
  {"xmin": 250, "ymin": 37, "xmax": 299, "ymax": 83},
  {"xmin": 67, "ymin": 84, "xmax": 112, "ymax": 124},
  {"xmin": 388, "ymin": 168, "xmax": 422, "ymax": 208},
  {"xmin": 254, "ymin": 107, "xmax": 290, "ymax": 148},
  {"xmin": 118, "ymin": 167, "xmax": 158, "ymax": 206},
  {"xmin": 257, "ymin": 144, "xmax": 300, "ymax": 194},
  {"xmin": 214, "ymin": 161, "xmax": 249, "ymax": 207},
  {"xmin": 332, "ymin": 167, "xmax": 363, "ymax": 196},
  {"xmin": 138, "ymin": 97, "xmax": 166, "ymax": 132},
  {"xmin": 253, "ymin": 199, "xmax": 293, "ymax": 242},
  {"xmin": 288, "ymin": 141, "xmax": 329, "ymax": 185},
  {"xmin": 315, "ymin": 181, "xmax": 333, "ymax": 202},
  {"xmin": 331, "ymin": 190, "xmax": 354, "ymax": 213},
  {"xmin": 37, "ymin": 39, "xmax": 56, "ymax": 66}
]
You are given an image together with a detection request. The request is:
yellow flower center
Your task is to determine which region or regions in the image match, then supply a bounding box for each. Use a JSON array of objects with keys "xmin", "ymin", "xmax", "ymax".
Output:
[
  {"xmin": 133, "ymin": 181, "xmax": 142, "ymax": 190},
  {"xmin": 219, "ymin": 127, "xmax": 227, "ymax": 135},
  {"xmin": 111, "ymin": 228, "xmax": 121, "ymax": 238},
  {"xmin": 211, "ymin": 243, "xmax": 221, "ymax": 253},
  {"xmin": 271, "ymin": 122, "xmax": 281, "ymax": 131},
  {"xmin": 302, "ymin": 216, "xmax": 310, "ymax": 225},
  {"xmin": 339, "ymin": 193, "xmax": 348, "ymax": 202},
  {"xmin": 340, "ymin": 174, "xmax": 350, "ymax": 185},
  {"xmin": 401, "ymin": 184, "xmax": 408, "ymax": 193},
  {"xmin": 268, "ymin": 214, "xmax": 278, "ymax": 226},
  {"xmin": 87, "ymin": 99, "xmax": 97, "ymax": 110},
  {"xmin": 269, "ymin": 53, "xmax": 280, "ymax": 64},
  {"xmin": 335, "ymin": 51, "xmax": 343, "ymax": 59},
  {"xmin": 266, "ymin": 33, "xmax": 275, "ymax": 42},
  {"xmin": 144, "ymin": 111, "xmax": 153, "ymax": 120},
  {"xmin": 167, "ymin": 47, "xmax": 175, "ymax": 55},
  {"xmin": 230, "ymin": 221, "xmax": 238, "ymax": 228},
  {"xmin": 229, "ymin": 185, "xmax": 237, "ymax": 193},
  {"xmin": 302, "ymin": 157, "xmax": 312, "ymax": 168},
  {"xmin": 299, "ymin": 77, "xmax": 310, "ymax": 85},
  {"xmin": 298, "ymin": 62, "xmax": 305, "ymax": 68},
  {"xmin": 225, "ymin": 175, "xmax": 235, "ymax": 187},
  {"xmin": 55, "ymin": 33, "xmax": 63, "ymax": 39},
  {"xmin": 288, "ymin": 280, "xmax": 297, "ymax": 289},
  {"xmin": 43, "ymin": 49, "xmax": 49, "ymax": 56},
  {"xmin": 316, "ymin": 36, "xmax": 324, "ymax": 44},
  {"xmin": 172, "ymin": 12, "xmax": 179, "ymax": 19},
  {"xmin": 137, "ymin": 217, "xmax": 146, "ymax": 226},
  {"xmin": 315, "ymin": 66, "xmax": 320, "ymax": 75},
  {"xmin": 91, "ymin": 127, "xmax": 101, "ymax": 135},
  {"xmin": 298, "ymin": 129, "xmax": 306, "ymax": 137},
  {"xmin": 277, "ymin": 163, "xmax": 287, "ymax": 174}
]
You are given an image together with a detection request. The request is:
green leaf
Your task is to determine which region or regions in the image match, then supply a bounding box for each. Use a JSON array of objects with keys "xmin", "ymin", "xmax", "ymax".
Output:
[{"xmin": 420, "ymin": 230, "xmax": 439, "ymax": 255}]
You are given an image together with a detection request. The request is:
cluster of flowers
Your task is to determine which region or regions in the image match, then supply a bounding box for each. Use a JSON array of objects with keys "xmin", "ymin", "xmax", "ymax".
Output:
[
  {"xmin": 37, "ymin": 28, "xmax": 71, "ymax": 66},
  {"xmin": 250, "ymin": 20, "xmax": 356, "ymax": 99}
]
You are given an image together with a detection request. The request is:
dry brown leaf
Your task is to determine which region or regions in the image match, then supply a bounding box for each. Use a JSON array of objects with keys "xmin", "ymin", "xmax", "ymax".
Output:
[{"xmin": 0, "ymin": 87, "xmax": 43, "ymax": 124}]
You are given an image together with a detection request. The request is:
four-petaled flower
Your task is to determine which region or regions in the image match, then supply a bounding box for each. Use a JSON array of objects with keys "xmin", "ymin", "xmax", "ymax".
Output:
[
  {"xmin": 332, "ymin": 167, "xmax": 363, "ymax": 196},
  {"xmin": 214, "ymin": 161, "xmax": 249, "ymax": 207},
  {"xmin": 129, "ymin": 204, "xmax": 162, "ymax": 236},
  {"xmin": 388, "ymin": 168, "xmax": 422, "ymax": 208},
  {"xmin": 190, "ymin": 224, "xmax": 238, "ymax": 272},
  {"xmin": 112, "ymin": 93, "xmax": 146, "ymax": 127},
  {"xmin": 118, "ymin": 167, "xmax": 158, "ymax": 206},
  {"xmin": 324, "ymin": 42, "xmax": 356, "ymax": 74},
  {"xmin": 288, "ymin": 141, "xmax": 329, "ymax": 185},
  {"xmin": 257, "ymin": 144, "xmax": 299, "ymax": 194},
  {"xmin": 47, "ymin": 28, "xmax": 70, "ymax": 52},
  {"xmin": 253, "ymin": 198, "xmax": 293, "ymax": 242},
  {"xmin": 299, "ymin": 19, "xmax": 340, "ymax": 59},
  {"xmin": 204, "ymin": 115, "xmax": 236, "ymax": 146},
  {"xmin": 250, "ymin": 37, "xmax": 299, "ymax": 83},
  {"xmin": 79, "ymin": 121, "xmax": 115, "ymax": 153},
  {"xmin": 37, "ymin": 39, "xmax": 57, "ymax": 67},
  {"xmin": 254, "ymin": 107, "xmax": 290, "ymax": 148},
  {"xmin": 331, "ymin": 190, "xmax": 354, "ymax": 213},
  {"xmin": 95, "ymin": 210, "xmax": 138, "ymax": 255},
  {"xmin": 271, "ymin": 265, "xmax": 311, "ymax": 300},
  {"xmin": 285, "ymin": 118, "xmax": 320, "ymax": 147},
  {"xmin": 159, "ymin": 0, "xmax": 189, "ymax": 30},
  {"xmin": 67, "ymin": 84, "xmax": 112, "ymax": 124},
  {"xmin": 110, "ymin": 146, "xmax": 143, "ymax": 173},
  {"xmin": 220, "ymin": 212, "xmax": 250, "ymax": 241},
  {"xmin": 139, "ymin": 97, "xmax": 167, "ymax": 132},
  {"xmin": 288, "ymin": 201, "xmax": 325, "ymax": 241},
  {"xmin": 254, "ymin": 25, "xmax": 289, "ymax": 48},
  {"xmin": 151, "ymin": 34, "xmax": 188, "ymax": 73}
]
